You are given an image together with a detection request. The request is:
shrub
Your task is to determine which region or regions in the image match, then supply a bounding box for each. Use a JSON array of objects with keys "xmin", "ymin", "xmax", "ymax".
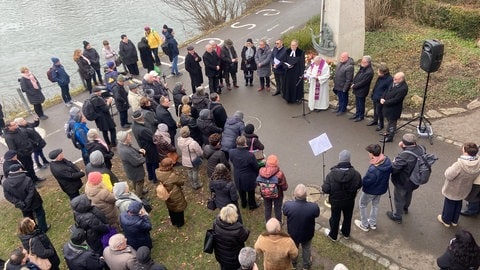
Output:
[{"xmin": 365, "ymin": 0, "xmax": 392, "ymax": 31}]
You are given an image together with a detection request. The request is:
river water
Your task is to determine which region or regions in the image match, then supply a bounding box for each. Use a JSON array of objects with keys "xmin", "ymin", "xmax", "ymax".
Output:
[{"xmin": 0, "ymin": 0, "xmax": 197, "ymax": 112}]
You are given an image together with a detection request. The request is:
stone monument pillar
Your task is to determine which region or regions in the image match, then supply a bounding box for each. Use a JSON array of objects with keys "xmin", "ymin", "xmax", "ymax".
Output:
[{"xmin": 323, "ymin": 0, "xmax": 365, "ymax": 61}]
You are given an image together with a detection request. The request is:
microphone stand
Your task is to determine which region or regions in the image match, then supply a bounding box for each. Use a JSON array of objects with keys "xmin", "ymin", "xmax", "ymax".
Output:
[{"xmin": 292, "ymin": 74, "xmax": 312, "ymax": 123}]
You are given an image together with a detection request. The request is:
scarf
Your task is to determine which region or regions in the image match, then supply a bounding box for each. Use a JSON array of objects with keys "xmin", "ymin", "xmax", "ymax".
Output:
[
  {"xmin": 311, "ymin": 59, "xmax": 325, "ymax": 100},
  {"xmin": 96, "ymin": 138, "xmax": 109, "ymax": 151},
  {"xmin": 21, "ymin": 72, "xmax": 39, "ymax": 89},
  {"xmin": 245, "ymin": 47, "xmax": 254, "ymax": 60},
  {"xmin": 370, "ymin": 153, "xmax": 385, "ymax": 166},
  {"xmin": 81, "ymin": 55, "xmax": 91, "ymax": 65}
]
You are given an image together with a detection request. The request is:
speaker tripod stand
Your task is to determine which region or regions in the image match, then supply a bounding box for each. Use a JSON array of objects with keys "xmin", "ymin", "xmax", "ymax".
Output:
[
  {"xmin": 397, "ymin": 72, "xmax": 434, "ymax": 145},
  {"xmin": 292, "ymin": 76, "xmax": 313, "ymax": 123}
]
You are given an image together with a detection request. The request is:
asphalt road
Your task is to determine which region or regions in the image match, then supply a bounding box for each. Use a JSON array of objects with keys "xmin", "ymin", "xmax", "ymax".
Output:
[{"xmin": 1, "ymin": 1, "xmax": 476, "ymax": 269}]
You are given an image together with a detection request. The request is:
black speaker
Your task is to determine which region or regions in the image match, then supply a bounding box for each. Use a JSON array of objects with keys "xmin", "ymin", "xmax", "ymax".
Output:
[{"xmin": 420, "ymin": 39, "xmax": 444, "ymax": 73}]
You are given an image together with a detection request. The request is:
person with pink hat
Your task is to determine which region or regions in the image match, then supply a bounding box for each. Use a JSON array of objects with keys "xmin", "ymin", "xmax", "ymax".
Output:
[
  {"xmin": 85, "ymin": 171, "xmax": 119, "ymax": 227},
  {"xmin": 258, "ymin": 155, "xmax": 288, "ymax": 223}
]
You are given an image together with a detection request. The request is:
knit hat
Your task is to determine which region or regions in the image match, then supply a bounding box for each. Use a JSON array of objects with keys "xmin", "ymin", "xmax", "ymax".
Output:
[
  {"xmin": 87, "ymin": 171, "xmax": 103, "ymax": 186},
  {"xmin": 246, "ymin": 38, "xmax": 253, "ymax": 43},
  {"xmin": 187, "ymin": 45, "xmax": 194, "ymax": 51},
  {"xmin": 339, "ymin": 150, "xmax": 351, "ymax": 163},
  {"xmin": 225, "ymin": 39, "xmax": 233, "ymax": 46},
  {"xmin": 117, "ymin": 75, "xmax": 125, "ymax": 82},
  {"xmin": 144, "ymin": 26, "xmax": 150, "ymax": 31},
  {"xmin": 70, "ymin": 227, "xmax": 86, "ymax": 245},
  {"xmin": 73, "ymin": 114, "xmax": 82, "ymax": 123},
  {"xmin": 163, "ymin": 24, "xmax": 168, "ymax": 30},
  {"xmin": 266, "ymin": 155, "xmax": 278, "ymax": 167},
  {"xmin": 159, "ymin": 157, "xmax": 174, "ymax": 171},
  {"xmin": 8, "ymin": 164, "xmax": 23, "ymax": 174},
  {"xmin": 402, "ymin": 133, "xmax": 416, "ymax": 146},
  {"xmin": 4, "ymin": 150, "xmax": 17, "ymax": 160},
  {"xmin": 132, "ymin": 110, "xmax": 143, "ymax": 121},
  {"xmin": 128, "ymin": 201, "xmax": 142, "ymax": 214},
  {"xmin": 48, "ymin": 149, "xmax": 62, "ymax": 160},
  {"xmin": 106, "ymin": 61, "xmax": 115, "ymax": 69},
  {"xmin": 113, "ymin": 182, "xmax": 127, "ymax": 198},
  {"xmin": 117, "ymin": 131, "xmax": 129, "ymax": 143},
  {"xmin": 89, "ymin": 150, "xmax": 104, "ymax": 166},
  {"xmin": 69, "ymin": 107, "xmax": 81, "ymax": 116},
  {"xmin": 233, "ymin": 111, "xmax": 244, "ymax": 120},
  {"xmin": 157, "ymin": 123, "xmax": 168, "ymax": 132},
  {"xmin": 136, "ymin": 246, "xmax": 152, "ymax": 264},
  {"xmin": 51, "ymin": 57, "xmax": 60, "ymax": 64},
  {"xmin": 244, "ymin": 124, "xmax": 254, "ymax": 135},
  {"xmin": 83, "ymin": 41, "xmax": 90, "ymax": 49}
]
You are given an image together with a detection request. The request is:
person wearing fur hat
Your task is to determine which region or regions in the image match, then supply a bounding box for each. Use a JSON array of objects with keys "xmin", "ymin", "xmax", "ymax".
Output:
[
  {"xmin": 177, "ymin": 126, "xmax": 204, "ymax": 189},
  {"xmin": 120, "ymin": 201, "xmax": 152, "ymax": 250},
  {"xmin": 82, "ymin": 41, "xmax": 103, "ymax": 86},
  {"xmin": 185, "ymin": 45, "xmax": 204, "ymax": 93},
  {"xmin": 322, "ymin": 150, "xmax": 362, "ymax": 241},
  {"xmin": 63, "ymin": 227, "xmax": 105, "ymax": 270},
  {"xmin": 85, "ymin": 171, "xmax": 119, "ymax": 227},
  {"xmin": 132, "ymin": 110, "xmax": 160, "ymax": 184},
  {"xmin": 243, "ymin": 123, "xmax": 264, "ymax": 153},
  {"xmin": 51, "ymin": 57, "xmax": 72, "ymax": 106},
  {"xmin": 49, "ymin": 148, "xmax": 85, "ymax": 200},
  {"xmin": 241, "ymin": 38, "xmax": 257, "ymax": 87},
  {"xmin": 157, "ymin": 157, "xmax": 187, "ymax": 227},
  {"xmin": 117, "ymin": 130, "xmax": 147, "ymax": 197},
  {"xmin": 153, "ymin": 123, "xmax": 177, "ymax": 163},
  {"xmin": 85, "ymin": 150, "xmax": 118, "ymax": 192},
  {"xmin": 86, "ymin": 128, "xmax": 114, "ymax": 170},
  {"xmin": 220, "ymin": 39, "xmax": 239, "ymax": 90},
  {"xmin": 135, "ymin": 246, "xmax": 167, "ymax": 270},
  {"xmin": 258, "ymin": 155, "xmax": 288, "ymax": 223},
  {"xmin": 221, "ymin": 111, "xmax": 245, "ymax": 159}
]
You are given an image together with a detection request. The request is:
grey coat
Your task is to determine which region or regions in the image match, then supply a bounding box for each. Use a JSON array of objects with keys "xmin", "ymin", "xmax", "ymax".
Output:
[
  {"xmin": 117, "ymin": 143, "xmax": 146, "ymax": 182},
  {"xmin": 333, "ymin": 57, "xmax": 354, "ymax": 92},
  {"xmin": 254, "ymin": 44, "xmax": 272, "ymax": 77}
]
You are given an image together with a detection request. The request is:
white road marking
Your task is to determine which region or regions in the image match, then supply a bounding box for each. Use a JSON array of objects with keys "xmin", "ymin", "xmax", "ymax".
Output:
[
  {"xmin": 267, "ymin": 24, "xmax": 279, "ymax": 32},
  {"xmin": 255, "ymin": 9, "xmax": 281, "ymax": 16},
  {"xmin": 280, "ymin": 26, "xmax": 294, "ymax": 34},
  {"xmin": 231, "ymin": 22, "xmax": 256, "ymax": 30},
  {"xmin": 194, "ymin": 38, "xmax": 224, "ymax": 47}
]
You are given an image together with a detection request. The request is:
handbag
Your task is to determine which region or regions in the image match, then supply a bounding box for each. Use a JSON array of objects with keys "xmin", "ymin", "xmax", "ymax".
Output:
[
  {"xmin": 203, "ymin": 228, "xmax": 215, "ymax": 253},
  {"xmin": 166, "ymin": 152, "xmax": 179, "ymax": 164},
  {"xmin": 87, "ymin": 67, "xmax": 96, "ymax": 76},
  {"xmin": 188, "ymin": 144, "xmax": 202, "ymax": 168},
  {"xmin": 249, "ymin": 138, "xmax": 265, "ymax": 161},
  {"xmin": 156, "ymin": 182, "xmax": 171, "ymax": 201},
  {"xmin": 142, "ymin": 198, "xmax": 153, "ymax": 213},
  {"xmin": 28, "ymin": 238, "xmax": 52, "ymax": 270},
  {"xmin": 207, "ymin": 192, "xmax": 216, "ymax": 210}
]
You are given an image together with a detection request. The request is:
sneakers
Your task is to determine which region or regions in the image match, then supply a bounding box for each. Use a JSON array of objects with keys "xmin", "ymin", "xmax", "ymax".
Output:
[
  {"xmin": 324, "ymin": 199, "xmax": 331, "ymax": 208},
  {"xmin": 386, "ymin": 211, "xmax": 402, "ymax": 224},
  {"xmin": 354, "ymin": 219, "xmax": 369, "ymax": 232},
  {"xmin": 323, "ymin": 228, "xmax": 336, "ymax": 242},
  {"xmin": 340, "ymin": 231, "xmax": 349, "ymax": 240},
  {"xmin": 437, "ymin": 215, "xmax": 451, "ymax": 228}
]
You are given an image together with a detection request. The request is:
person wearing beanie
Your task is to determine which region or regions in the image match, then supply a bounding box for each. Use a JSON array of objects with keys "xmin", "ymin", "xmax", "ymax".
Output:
[
  {"xmin": 221, "ymin": 38, "xmax": 239, "ymax": 90},
  {"xmin": 380, "ymin": 71, "xmax": 408, "ymax": 142},
  {"xmin": 177, "ymin": 126, "xmax": 204, "ymax": 189},
  {"xmin": 241, "ymin": 38, "xmax": 257, "ymax": 87},
  {"xmin": 132, "ymin": 109, "xmax": 160, "ymax": 184},
  {"xmin": 271, "ymin": 39, "xmax": 287, "ymax": 96},
  {"xmin": 386, "ymin": 132, "xmax": 426, "ymax": 224},
  {"xmin": 85, "ymin": 149, "xmax": 117, "ymax": 192},
  {"xmin": 120, "ymin": 200, "xmax": 152, "ymax": 250},
  {"xmin": 119, "ymin": 34, "xmax": 139, "ymax": 75},
  {"xmin": 3, "ymin": 149, "xmax": 22, "ymax": 178},
  {"xmin": 49, "ymin": 148, "xmax": 85, "ymax": 200},
  {"xmin": 144, "ymin": 26, "xmax": 162, "ymax": 66},
  {"xmin": 85, "ymin": 171, "xmax": 119, "ymax": 227},
  {"xmin": 322, "ymin": 150, "xmax": 362, "ymax": 241},
  {"xmin": 86, "ymin": 129, "xmax": 114, "ymax": 170},
  {"xmin": 113, "ymin": 181, "xmax": 145, "ymax": 214},
  {"xmin": 135, "ymin": 246, "xmax": 167, "ymax": 270},
  {"xmin": 243, "ymin": 123, "xmax": 265, "ymax": 154},
  {"xmin": 82, "ymin": 40, "xmax": 104, "ymax": 86},
  {"xmin": 117, "ymin": 130, "xmax": 147, "ymax": 198},
  {"xmin": 63, "ymin": 227, "xmax": 105, "ymax": 270},
  {"xmin": 209, "ymin": 92, "xmax": 228, "ymax": 129},
  {"xmin": 185, "ymin": 44, "xmax": 204, "ymax": 93},
  {"xmin": 229, "ymin": 136, "xmax": 260, "ymax": 210},
  {"xmin": 221, "ymin": 111, "xmax": 245, "ymax": 158},
  {"xmin": 104, "ymin": 60, "xmax": 119, "ymax": 92},
  {"xmin": 51, "ymin": 57, "xmax": 72, "ymax": 106},
  {"xmin": 258, "ymin": 154, "xmax": 288, "ymax": 222},
  {"xmin": 65, "ymin": 106, "xmax": 81, "ymax": 139},
  {"xmin": 153, "ymin": 122, "xmax": 178, "ymax": 164},
  {"xmin": 283, "ymin": 184, "xmax": 320, "ymax": 270},
  {"xmin": 163, "ymin": 25, "xmax": 181, "ymax": 76}
]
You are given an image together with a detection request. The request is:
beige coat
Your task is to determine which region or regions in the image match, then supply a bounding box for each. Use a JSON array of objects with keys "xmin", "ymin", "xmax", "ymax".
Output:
[
  {"xmin": 442, "ymin": 157, "xmax": 480, "ymax": 200},
  {"xmin": 157, "ymin": 170, "xmax": 187, "ymax": 212},
  {"xmin": 254, "ymin": 232, "xmax": 298, "ymax": 270},
  {"xmin": 177, "ymin": 136, "xmax": 203, "ymax": 168},
  {"xmin": 85, "ymin": 182, "xmax": 119, "ymax": 226}
]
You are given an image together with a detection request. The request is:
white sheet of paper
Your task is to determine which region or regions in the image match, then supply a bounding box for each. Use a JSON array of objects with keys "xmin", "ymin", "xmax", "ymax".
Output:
[
  {"xmin": 309, "ymin": 133, "xmax": 332, "ymax": 156},
  {"xmin": 273, "ymin": 57, "xmax": 280, "ymax": 65}
]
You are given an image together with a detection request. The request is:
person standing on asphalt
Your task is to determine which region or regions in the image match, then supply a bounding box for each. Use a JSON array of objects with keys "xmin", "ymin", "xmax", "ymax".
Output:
[
  {"xmin": 271, "ymin": 39, "xmax": 287, "ymax": 96},
  {"xmin": 3, "ymin": 164, "xmax": 50, "ymax": 233},
  {"xmin": 332, "ymin": 52, "xmax": 354, "ymax": 115},
  {"xmin": 91, "ymin": 86, "xmax": 117, "ymax": 148},
  {"xmin": 461, "ymin": 176, "xmax": 480, "ymax": 217},
  {"xmin": 354, "ymin": 144, "xmax": 392, "ymax": 232},
  {"xmin": 144, "ymin": 26, "xmax": 162, "ymax": 66},
  {"xmin": 203, "ymin": 44, "xmax": 221, "ymax": 94},
  {"xmin": 254, "ymin": 39, "xmax": 272, "ymax": 92},
  {"xmin": 50, "ymin": 57, "xmax": 72, "ymax": 106},
  {"xmin": 49, "ymin": 148, "xmax": 85, "ymax": 200},
  {"xmin": 15, "ymin": 116, "xmax": 49, "ymax": 170},
  {"xmin": 111, "ymin": 75, "xmax": 131, "ymax": 129},
  {"xmin": 283, "ymin": 39, "xmax": 305, "ymax": 103},
  {"xmin": 19, "ymin": 66, "xmax": 48, "ymax": 120},
  {"xmin": 367, "ymin": 64, "xmax": 393, "ymax": 131},
  {"xmin": 185, "ymin": 45, "xmax": 203, "ymax": 93},
  {"xmin": 240, "ymin": 38, "xmax": 256, "ymax": 87},
  {"xmin": 83, "ymin": 41, "xmax": 103, "ymax": 86},
  {"xmin": 386, "ymin": 133, "xmax": 424, "ymax": 224},
  {"xmin": 438, "ymin": 142, "xmax": 480, "ymax": 227},
  {"xmin": 73, "ymin": 49, "xmax": 94, "ymax": 94},
  {"xmin": 210, "ymin": 40, "xmax": 225, "ymax": 88},
  {"xmin": 322, "ymin": 150, "xmax": 362, "ymax": 241},
  {"xmin": 220, "ymin": 39, "xmax": 239, "ymax": 90},
  {"xmin": 350, "ymin": 55, "xmax": 374, "ymax": 122},
  {"xmin": 165, "ymin": 29, "xmax": 182, "ymax": 77},
  {"xmin": 283, "ymin": 184, "xmax": 320, "ymax": 270},
  {"xmin": 119, "ymin": 34, "xmax": 140, "ymax": 76},
  {"xmin": 380, "ymin": 72, "xmax": 408, "ymax": 142}
]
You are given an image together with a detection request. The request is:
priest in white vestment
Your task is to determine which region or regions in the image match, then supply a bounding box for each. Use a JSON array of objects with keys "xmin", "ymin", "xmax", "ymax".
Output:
[{"xmin": 305, "ymin": 56, "xmax": 330, "ymax": 111}]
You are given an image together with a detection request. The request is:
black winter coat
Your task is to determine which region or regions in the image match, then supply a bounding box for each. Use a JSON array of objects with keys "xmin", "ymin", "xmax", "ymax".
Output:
[
  {"xmin": 3, "ymin": 172, "xmax": 42, "ymax": 212},
  {"xmin": 132, "ymin": 121, "xmax": 159, "ymax": 164},
  {"xmin": 19, "ymin": 126, "xmax": 46, "ymax": 153},
  {"xmin": 208, "ymin": 102, "xmax": 228, "ymax": 129},
  {"xmin": 185, "ymin": 52, "xmax": 204, "ymax": 86},
  {"xmin": 391, "ymin": 145, "xmax": 424, "ymax": 189},
  {"xmin": 180, "ymin": 114, "xmax": 203, "ymax": 146},
  {"xmin": 70, "ymin": 194, "xmax": 109, "ymax": 254},
  {"xmin": 86, "ymin": 140, "xmax": 114, "ymax": 170},
  {"xmin": 203, "ymin": 144, "xmax": 230, "ymax": 178},
  {"xmin": 19, "ymin": 232, "xmax": 60, "ymax": 270},
  {"xmin": 83, "ymin": 48, "xmax": 101, "ymax": 69},
  {"xmin": 209, "ymin": 178, "xmax": 238, "ymax": 209},
  {"xmin": 240, "ymin": 46, "xmax": 257, "ymax": 71},
  {"xmin": 203, "ymin": 51, "xmax": 220, "ymax": 78},
  {"xmin": 76, "ymin": 57, "xmax": 93, "ymax": 80},
  {"xmin": 112, "ymin": 83, "xmax": 130, "ymax": 112},
  {"xmin": 119, "ymin": 40, "xmax": 139, "ymax": 65},
  {"xmin": 371, "ymin": 73, "xmax": 393, "ymax": 102},
  {"xmin": 352, "ymin": 65, "xmax": 374, "ymax": 97},
  {"xmin": 91, "ymin": 95, "xmax": 116, "ymax": 131},
  {"xmin": 244, "ymin": 133, "xmax": 265, "ymax": 151},
  {"xmin": 271, "ymin": 46, "xmax": 287, "ymax": 75},
  {"xmin": 2, "ymin": 159, "xmax": 22, "ymax": 178},
  {"xmin": 155, "ymin": 105, "xmax": 177, "ymax": 140},
  {"xmin": 63, "ymin": 242, "xmax": 105, "ymax": 270},
  {"xmin": 322, "ymin": 162, "xmax": 362, "ymax": 204},
  {"xmin": 172, "ymin": 86, "xmax": 187, "ymax": 116},
  {"xmin": 4, "ymin": 128, "xmax": 34, "ymax": 157},
  {"xmin": 138, "ymin": 39, "xmax": 155, "ymax": 71},
  {"xmin": 191, "ymin": 93, "xmax": 210, "ymax": 111},
  {"xmin": 220, "ymin": 45, "xmax": 238, "ymax": 73},
  {"xmin": 197, "ymin": 109, "xmax": 223, "ymax": 144},
  {"xmin": 213, "ymin": 216, "xmax": 249, "ymax": 269},
  {"xmin": 50, "ymin": 159, "xmax": 84, "ymax": 196},
  {"xmin": 382, "ymin": 80, "xmax": 408, "ymax": 120},
  {"xmin": 19, "ymin": 76, "xmax": 45, "ymax": 105},
  {"xmin": 283, "ymin": 199, "xmax": 320, "ymax": 245},
  {"xmin": 229, "ymin": 147, "xmax": 259, "ymax": 191}
]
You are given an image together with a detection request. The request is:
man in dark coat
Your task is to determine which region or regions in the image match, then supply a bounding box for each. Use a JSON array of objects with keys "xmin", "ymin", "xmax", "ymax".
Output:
[
  {"xmin": 322, "ymin": 150, "xmax": 362, "ymax": 241},
  {"xmin": 119, "ymin": 34, "xmax": 139, "ymax": 75},
  {"xmin": 83, "ymin": 41, "xmax": 103, "ymax": 85},
  {"xmin": 111, "ymin": 75, "xmax": 131, "ymax": 128},
  {"xmin": 185, "ymin": 46, "xmax": 204, "ymax": 93},
  {"xmin": 3, "ymin": 150, "xmax": 22, "ymax": 179},
  {"xmin": 155, "ymin": 96, "xmax": 177, "ymax": 146},
  {"xmin": 283, "ymin": 184, "xmax": 320, "ymax": 270},
  {"xmin": 208, "ymin": 93, "xmax": 228, "ymax": 129},
  {"xmin": 142, "ymin": 71, "xmax": 168, "ymax": 104},
  {"xmin": 63, "ymin": 227, "xmax": 105, "ymax": 270},
  {"xmin": 49, "ymin": 149, "xmax": 85, "ymax": 200},
  {"xmin": 271, "ymin": 39, "xmax": 287, "ymax": 96},
  {"xmin": 220, "ymin": 39, "xmax": 239, "ymax": 90},
  {"xmin": 51, "ymin": 57, "xmax": 72, "ymax": 105},
  {"xmin": 386, "ymin": 133, "xmax": 424, "ymax": 224},
  {"xmin": 332, "ymin": 52, "xmax": 354, "ymax": 115},
  {"xmin": 350, "ymin": 55, "xmax": 374, "ymax": 122},
  {"xmin": 197, "ymin": 109, "xmax": 223, "ymax": 145},
  {"xmin": 229, "ymin": 136, "xmax": 260, "ymax": 209},
  {"xmin": 203, "ymin": 44, "xmax": 221, "ymax": 94},
  {"xmin": 15, "ymin": 116, "xmax": 49, "ymax": 169},
  {"xmin": 165, "ymin": 31, "xmax": 181, "ymax": 76},
  {"xmin": 132, "ymin": 111, "xmax": 159, "ymax": 184},
  {"xmin": 91, "ymin": 87, "xmax": 117, "ymax": 147},
  {"xmin": 381, "ymin": 72, "xmax": 408, "ymax": 142},
  {"xmin": 4, "ymin": 120, "xmax": 43, "ymax": 183},
  {"xmin": 283, "ymin": 39, "xmax": 305, "ymax": 103},
  {"xmin": 367, "ymin": 64, "xmax": 393, "ymax": 131},
  {"xmin": 137, "ymin": 37, "xmax": 155, "ymax": 72},
  {"xmin": 135, "ymin": 246, "xmax": 167, "ymax": 270},
  {"xmin": 3, "ymin": 164, "xmax": 49, "ymax": 233}
]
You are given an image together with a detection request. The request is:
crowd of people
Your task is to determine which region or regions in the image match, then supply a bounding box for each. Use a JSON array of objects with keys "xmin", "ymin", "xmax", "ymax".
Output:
[{"xmin": 2, "ymin": 27, "xmax": 480, "ymax": 269}]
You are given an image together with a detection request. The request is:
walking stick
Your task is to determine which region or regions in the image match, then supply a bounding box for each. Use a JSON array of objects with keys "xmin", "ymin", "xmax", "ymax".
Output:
[{"xmin": 381, "ymin": 132, "xmax": 394, "ymax": 212}]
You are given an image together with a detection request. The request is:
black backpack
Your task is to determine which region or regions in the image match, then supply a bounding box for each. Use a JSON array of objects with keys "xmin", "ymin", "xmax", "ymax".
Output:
[
  {"xmin": 69, "ymin": 126, "xmax": 83, "ymax": 149},
  {"xmin": 404, "ymin": 146, "xmax": 438, "ymax": 186},
  {"xmin": 82, "ymin": 98, "xmax": 97, "ymax": 121}
]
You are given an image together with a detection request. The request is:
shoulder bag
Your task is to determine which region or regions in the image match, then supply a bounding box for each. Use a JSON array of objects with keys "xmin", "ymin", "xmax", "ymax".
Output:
[
  {"xmin": 207, "ymin": 192, "xmax": 216, "ymax": 210},
  {"xmin": 249, "ymin": 138, "xmax": 264, "ymax": 161},
  {"xmin": 188, "ymin": 144, "xmax": 202, "ymax": 168},
  {"xmin": 28, "ymin": 238, "xmax": 52, "ymax": 270},
  {"xmin": 203, "ymin": 226, "xmax": 215, "ymax": 253}
]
